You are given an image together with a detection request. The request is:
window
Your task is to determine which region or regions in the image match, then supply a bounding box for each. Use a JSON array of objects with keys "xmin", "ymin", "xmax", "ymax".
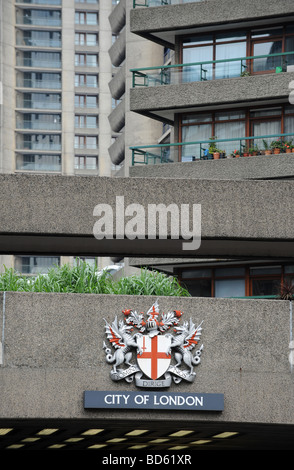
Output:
[
  {"xmin": 15, "ymin": 256, "xmax": 60, "ymax": 274},
  {"xmin": 75, "ymin": 74, "xmax": 98, "ymax": 87},
  {"xmin": 180, "ymin": 25, "xmax": 294, "ymax": 79},
  {"xmin": 74, "ymin": 135, "xmax": 98, "ymax": 149},
  {"xmin": 75, "ymin": 33, "xmax": 98, "ymax": 46},
  {"xmin": 74, "ymin": 94, "xmax": 98, "ymax": 108},
  {"xmin": 75, "ymin": 54, "xmax": 98, "ymax": 67},
  {"xmin": 75, "ymin": 11, "xmax": 98, "ymax": 25},
  {"xmin": 179, "ymin": 105, "xmax": 294, "ymax": 161},
  {"xmin": 75, "ymin": 156, "xmax": 98, "ymax": 170},
  {"xmin": 75, "ymin": 115, "xmax": 98, "ymax": 128},
  {"xmin": 179, "ymin": 264, "xmax": 293, "ymax": 298}
]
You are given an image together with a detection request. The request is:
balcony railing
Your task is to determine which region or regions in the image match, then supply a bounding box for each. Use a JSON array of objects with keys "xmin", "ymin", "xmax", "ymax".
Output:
[
  {"xmin": 18, "ymin": 79, "xmax": 61, "ymax": 89},
  {"xmin": 17, "ymin": 142, "xmax": 61, "ymax": 151},
  {"xmin": 17, "ymin": 17, "xmax": 62, "ymax": 27},
  {"xmin": 17, "ymin": 99, "xmax": 61, "ymax": 110},
  {"xmin": 16, "ymin": 38, "xmax": 62, "ymax": 48},
  {"xmin": 133, "ymin": 0, "xmax": 199, "ymax": 7},
  {"xmin": 16, "ymin": 120, "xmax": 61, "ymax": 130},
  {"xmin": 16, "ymin": 0, "xmax": 61, "ymax": 4},
  {"xmin": 131, "ymin": 133, "xmax": 294, "ymax": 165},
  {"xmin": 131, "ymin": 51, "xmax": 294, "ymax": 87},
  {"xmin": 16, "ymin": 58, "xmax": 61, "ymax": 69}
]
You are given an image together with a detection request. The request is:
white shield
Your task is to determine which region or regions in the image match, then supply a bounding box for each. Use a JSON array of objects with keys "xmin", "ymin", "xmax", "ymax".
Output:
[{"xmin": 137, "ymin": 334, "xmax": 171, "ymax": 380}]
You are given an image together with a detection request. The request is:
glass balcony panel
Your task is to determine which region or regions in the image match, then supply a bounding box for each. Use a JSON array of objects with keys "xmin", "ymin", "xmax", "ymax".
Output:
[
  {"xmin": 16, "ymin": 0, "xmax": 61, "ymax": 4},
  {"xmin": 215, "ymin": 42, "xmax": 247, "ymax": 79},
  {"xmin": 16, "ymin": 154, "xmax": 61, "ymax": 171},
  {"xmin": 17, "ymin": 115, "xmax": 61, "ymax": 130},
  {"xmin": 19, "ymin": 10, "xmax": 62, "ymax": 27},
  {"xmin": 17, "ymin": 135, "xmax": 61, "ymax": 150}
]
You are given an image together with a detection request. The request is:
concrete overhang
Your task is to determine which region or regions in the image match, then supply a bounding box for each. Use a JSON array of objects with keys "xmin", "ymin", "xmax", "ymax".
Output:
[
  {"xmin": 130, "ymin": 72, "xmax": 294, "ymax": 124},
  {"xmin": 0, "ymin": 174, "xmax": 294, "ymax": 260},
  {"xmin": 130, "ymin": 0, "xmax": 294, "ymax": 48}
]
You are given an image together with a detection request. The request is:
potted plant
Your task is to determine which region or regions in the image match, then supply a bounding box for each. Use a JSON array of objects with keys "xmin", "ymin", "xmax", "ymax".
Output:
[
  {"xmin": 230, "ymin": 149, "xmax": 240, "ymax": 158},
  {"xmin": 284, "ymin": 141, "xmax": 293, "ymax": 153},
  {"xmin": 248, "ymin": 145, "xmax": 259, "ymax": 156},
  {"xmin": 243, "ymin": 146, "xmax": 249, "ymax": 157},
  {"xmin": 270, "ymin": 139, "xmax": 283, "ymax": 154},
  {"xmin": 263, "ymin": 139, "xmax": 272, "ymax": 155},
  {"xmin": 208, "ymin": 136, "xmax": 220, "ymax": 159}
]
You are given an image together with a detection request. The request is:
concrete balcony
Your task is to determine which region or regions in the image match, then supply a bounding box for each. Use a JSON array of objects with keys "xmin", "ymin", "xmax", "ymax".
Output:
[
  {"xmin": 0, "ymin": 173, "xmax": 294, "ymax": 259},
  {"xmin": 130, "ymin": 152, "xmax": 294, "ymax": 180},
  {"xmin": 108, "ymin": 130, "xmax": 125, "ymax": 165},
  {"xmin": 108, "ymin": 27, "xmax": 126, "ymax": 67},
  {"xmin": 108, "ymin": 96, "xmax": 125, "ymax": 133},
  {"xmin": 130, "ymin": 70, "xmax": 294, "ymax": 124},
  {"xmin": 130, "ymin": 0, "xmax": 294, "ymax": 48},
  {"xmin": 109, "ymin": 0, "xmax": 126, "ymax": 34},
  {"xmin": 109, "ymin": 64, "xmax": 126, "ymax": 100}
]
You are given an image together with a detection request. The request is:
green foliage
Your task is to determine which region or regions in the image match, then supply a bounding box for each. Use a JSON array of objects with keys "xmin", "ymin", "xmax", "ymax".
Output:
[{"xmin": 0, "ymin": 262, "xmax": 190, "ymax": 297}]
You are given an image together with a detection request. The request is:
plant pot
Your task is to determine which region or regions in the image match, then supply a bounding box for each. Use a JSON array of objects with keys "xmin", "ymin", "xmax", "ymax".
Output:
[
  {"xmin": 265, "ymin": 150, "xmax": 272, "ymax": 155},
  {"xmin": 286, "ymin": 148, "xmax": 292, "ymax": 153},
  {"xmin": 213, "ymin": 152, "xmax": 220, "ymax": 159},
  {"xmin": 292, "ymin": 148, "xmax": 294, "ymax": 153},
  {"xmin": 243, "ymin": 153, "xmax": 249, "ymax": 157},
  {"xmin": 235, "ymin": 154, "xmax": 240, "ymax": 158},
  {"xmin": 273, "ymin": 148, "xmax": 280, "ymax": 154},
  {"xmin": 252, "ymin": 152, "xmax": 258, "ymax": 156}
]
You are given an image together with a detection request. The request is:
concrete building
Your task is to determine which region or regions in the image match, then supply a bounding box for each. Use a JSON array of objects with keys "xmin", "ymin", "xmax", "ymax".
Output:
[
  {"xmin": 0, "ymin": 0, "xmax": 294, "ymax": 452},
  {"xmin": 128, "ymin": 0, "xmax": 294, "ymax": 301},
  {"xmin": 0, "ymin": 0, "xmax": 123, "ymax": 273}
]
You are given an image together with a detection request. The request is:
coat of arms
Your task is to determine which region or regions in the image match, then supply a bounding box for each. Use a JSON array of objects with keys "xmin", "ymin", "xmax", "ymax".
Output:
[{"xmin": 103, "ymin": 301, "xmax": 203, "ymax": 388}]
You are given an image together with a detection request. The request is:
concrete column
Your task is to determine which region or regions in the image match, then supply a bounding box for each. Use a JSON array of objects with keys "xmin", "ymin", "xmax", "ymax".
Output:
[
  {"xmin": 0, "ymin": 0, "xmax": 15, "ymax": 173},
  {"xmin": 98, "ymin": 0, "xmax": 113, "ymax": 177},
  {"xmin": 61, "ymin": 0, "xmax": 75, "ymax": 175},
  {"xmin": 124, "ymin": 0, "xmax": 164, "ymax": 176}
]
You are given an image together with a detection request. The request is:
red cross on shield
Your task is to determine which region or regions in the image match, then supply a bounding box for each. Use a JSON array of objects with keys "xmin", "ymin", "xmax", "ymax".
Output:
[{"xmin": 137, "ymin": 334, "xmax": 171, "ymax": 380}]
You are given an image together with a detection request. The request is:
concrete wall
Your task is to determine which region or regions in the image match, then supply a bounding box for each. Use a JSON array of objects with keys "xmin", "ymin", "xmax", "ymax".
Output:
[
  {"xmin": 130, "ymin": 153, "xmax": 294, "ymax": 180},
  {"xmin": 0, "ymin": 173, "xmax": 294, "ymax": 259},
  {"xmin": 0, "ymin": 292, "xmax": 293, "ymax": 425}
]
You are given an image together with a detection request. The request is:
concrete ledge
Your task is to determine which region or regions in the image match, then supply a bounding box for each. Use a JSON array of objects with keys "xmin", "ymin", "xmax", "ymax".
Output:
[
  {"xmin": 130, "ymin": 72, "xmax": 294, "ymax": 123},
  {"xmin": 1, "ymin": 173, "xmax": 294, "ymax": 258},
  {"xmin": 0, "ymin": 292, "xmax": 293, "ymax": 426},
  {"xmin": 130, "ymin": 153, "xmax": 294, "ymax": 180},
  {"xmin": 130, "ymin": 0, "xmax": 294, "ymax": 47}
]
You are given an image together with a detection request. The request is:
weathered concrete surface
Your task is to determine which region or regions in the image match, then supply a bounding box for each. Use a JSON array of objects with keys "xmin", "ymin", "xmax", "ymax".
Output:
[
  {"xmin": 130, "ymin": 72, "xmax": 294, "ymax": 123},
  {"xmin": 0, "ymin": 173, "xmax": 294, "ymax": 258},
  {"xmin": 130, "ymin": 0, "xmax": 294, "ymax": 47},
  {"xmin": 0, "ymin": 292, "xmax": 293, "ymax": 425},
  {"xmin": 130, "ymin": 153, "xmax": 294, "ymax": 180}
]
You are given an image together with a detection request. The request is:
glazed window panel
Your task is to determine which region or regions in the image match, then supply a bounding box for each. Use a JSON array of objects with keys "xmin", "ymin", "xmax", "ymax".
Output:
[
  {"xmin": 252, "ymin": 41, "xmax": 283, "ymax": 72},
  {"xmin": 215, "ymin": 42, "xmax": 247, "ymax": 78},
  {"xmin": 251, "ymin": 279, "xmax": 280, "ymax": 296},
  {"xmin": 215, "ymin": 279, "xmax": 245, "ymax": 298},
  {"xmin": 182, "ymin": 45, "xmax": 213, "ymax": 81}
]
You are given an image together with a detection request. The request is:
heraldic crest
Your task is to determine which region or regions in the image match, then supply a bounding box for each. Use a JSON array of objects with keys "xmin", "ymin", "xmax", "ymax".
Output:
[{"xmin": 103, "ymin": 300, "xmax": 204, "ymax": 388}]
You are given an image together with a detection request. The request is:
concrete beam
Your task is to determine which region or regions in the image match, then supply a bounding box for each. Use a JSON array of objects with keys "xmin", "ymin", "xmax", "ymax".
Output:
[
  {"xmin": 0, "ymin": 174, "xmax": 294, "ymax": 259},
  {"xmin": 130, "ymin": 72, "xmax": 294, "ymax": 123}
]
